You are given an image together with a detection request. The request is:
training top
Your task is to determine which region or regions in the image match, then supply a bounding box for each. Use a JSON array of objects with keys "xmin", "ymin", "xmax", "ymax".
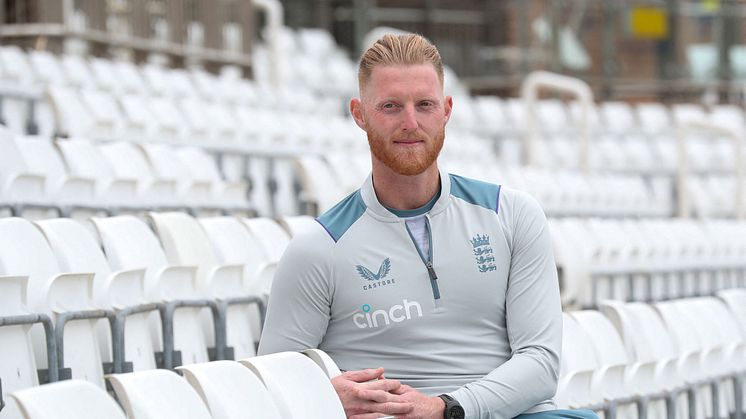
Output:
[{"xmin": 258, "ymin": 169, "xmax": 562, "ymax": 419}]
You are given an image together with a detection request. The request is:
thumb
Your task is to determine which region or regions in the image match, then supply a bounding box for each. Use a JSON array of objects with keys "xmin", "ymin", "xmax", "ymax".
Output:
[{"xmin": 343, "ymin": 367, "xmax": 385, "ymax": 383}]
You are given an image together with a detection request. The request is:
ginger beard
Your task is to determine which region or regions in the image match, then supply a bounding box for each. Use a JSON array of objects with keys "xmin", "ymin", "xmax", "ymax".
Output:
[{"xmin": 366, "ymin": 125, "xmax": 445, "ymax": 176}]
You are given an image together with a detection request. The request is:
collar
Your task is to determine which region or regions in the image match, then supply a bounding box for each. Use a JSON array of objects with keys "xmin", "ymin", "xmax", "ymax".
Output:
[{"xmin": 361, "ymin": 168, "xmax": 452, "ymax": 222}]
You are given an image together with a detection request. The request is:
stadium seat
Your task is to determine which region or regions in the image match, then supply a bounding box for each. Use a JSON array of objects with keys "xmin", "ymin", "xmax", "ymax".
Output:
[
  {"xmin": 177, "ymin": 360, "xmax": 283, "ymax": 419},
  {"xmin": 555, "ymin": 313, "xmax": 602, "ymax": 411},
  {"xmin": 35, "ymin": 218, "xmax": 157, "ymax": 372},
  {"xmin": 96, "ymin": 141, "xmax": 181, "ymax": 209},
  {"xmin": 0, "ymin": 126, "xmax": 47, "ymax": 216},
  {"xmin": 10, "ymin": 379, "xmax": 126, "ymax": 419},
  {"xmin": 14, "ymin": 135, "xmax": 98, "ymax": 217},
  {"xmin": 55, "ymin": 138, "xmax": 139, "ymax": 212},
  {"xmin": 107, "ymin": 369, "xmax": 212, "ymax": 419},
  {"xmin": 277, "ymin": 215, "xmax": 320, "ymax": 237},
  {"xmin": 302, "ymin": 348, "xmax": 342, "ymax": 379},
  {"xmin": 91, "ymin": 215, "xmax": 209, "ymax": 368},
  {"xmin": 0, "ymin": 218, "xmax": 108, "ymax": 396},
  {"xmin": 239, "ymin": 351, "xmax": 346, "ymax": 419},
  {"xmin": 149, "ymin": 212, "xmax": 261, "ymax": 358}
]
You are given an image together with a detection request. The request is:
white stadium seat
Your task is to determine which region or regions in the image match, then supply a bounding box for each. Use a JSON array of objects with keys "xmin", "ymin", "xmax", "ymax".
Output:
[
  {"xmin": 11, "ymin": 379, "xmax": 126, "ymax": 419},
  {"xmin": 239, "ymin": 351, "xmax": 346, "ymax": 419},
  {"xmin": 177, "ymin": 360, "xmax": 283, "ymax": 419},
  {"xmin": 107, "ymin": 369, "xmax": 212, "ymax": 419}
]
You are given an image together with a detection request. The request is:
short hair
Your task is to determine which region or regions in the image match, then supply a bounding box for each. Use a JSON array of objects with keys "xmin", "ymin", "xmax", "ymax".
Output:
[{"xmin": 358, "ymin": 33, "xmax": 444, "ymax": 91}]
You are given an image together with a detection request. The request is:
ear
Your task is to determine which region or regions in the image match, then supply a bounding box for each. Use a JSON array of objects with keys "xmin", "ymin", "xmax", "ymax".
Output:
[
  {"xmin": 350, "ymin": 98, "xmax": 366, "ymax": 130},
  {"xmin": 443, "ymin": 96, "xmax": 453, "ymax": 124}
]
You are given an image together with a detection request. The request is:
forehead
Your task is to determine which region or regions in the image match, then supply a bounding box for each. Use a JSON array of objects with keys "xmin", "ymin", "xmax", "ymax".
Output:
[{"xmin": 363, "ymin": 64, "xmax": 443, "ymax": 99}]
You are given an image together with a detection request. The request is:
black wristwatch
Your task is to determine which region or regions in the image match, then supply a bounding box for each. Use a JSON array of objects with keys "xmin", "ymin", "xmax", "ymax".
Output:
[{"xmin": 438, "ymin": 394, "xmax": 465, "ymax": 419}]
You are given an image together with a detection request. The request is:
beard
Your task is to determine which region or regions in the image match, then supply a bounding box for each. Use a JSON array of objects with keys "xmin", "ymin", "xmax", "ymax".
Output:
[{"xmin": 366, "ymin": 127, "xmax": 445, "ymax": 176}]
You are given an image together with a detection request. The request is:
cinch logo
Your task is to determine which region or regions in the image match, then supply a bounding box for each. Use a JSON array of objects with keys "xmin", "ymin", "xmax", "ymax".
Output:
[{"xmin": 352, "ymin": 299, "xmax": 423, "ymax": 329}]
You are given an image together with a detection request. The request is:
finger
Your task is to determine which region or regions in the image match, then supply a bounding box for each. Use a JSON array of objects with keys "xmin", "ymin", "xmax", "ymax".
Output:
[
  {"xmin": 344, "ymin": 368, "xmax": 385, "ymax": 383},
  {"xmin": 362, "ymin": 378, "xmax": 401, "ymax": 393},
  {"xmin": 356, "ymin": 387, "xmax": 404, "ymax": 404},
  {"xmin": 390, "ymin": 384, "xmax": 414, "ymax": 395},
  {"xmin": 349, "ymin": 413, "xmax": 391, "ymax": 419},
  {"xmin": 367, "ymin": 401, "xmax": 414, "ymax": 415}
]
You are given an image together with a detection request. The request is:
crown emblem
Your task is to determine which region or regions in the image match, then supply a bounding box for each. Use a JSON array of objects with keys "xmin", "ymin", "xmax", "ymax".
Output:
[{"xmin": 470, "ymin": 234, "xmax": 490, "ymax": 248}]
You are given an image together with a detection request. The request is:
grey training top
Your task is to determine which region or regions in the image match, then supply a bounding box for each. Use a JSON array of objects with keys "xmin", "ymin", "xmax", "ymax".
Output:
[{"xmin": 258, "ymin": 170, "xmax": 562, "ymax": 418}]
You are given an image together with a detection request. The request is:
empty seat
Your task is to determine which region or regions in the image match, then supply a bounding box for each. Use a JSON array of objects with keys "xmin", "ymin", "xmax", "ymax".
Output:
[
  {"xmin": 177, "ymin": 360, "xmax": 282, "ymax": 419},
  {"xmin": 10, "ymin": 379, "xmax": 126, "ymax": 419},
  {"xmin": 239, "ymin": 351, "xmax": 346, "ymax": 419},
  {"xmin": 91, "ymin": 215, "xmax": 210, "ymax": 367},
  {"xmin": 15, "ymin": 136, "xmax": 97, "ymax": 216},
  {"xmin": 107, "ymin": 369, "xmax": 211, "ymax": 419},
  {"xmin": 149, "ymin": 212, "xmax": 257, "ymax": 359},
  {"xmin": 0, "ymin": 125, "xmax": 46, "ymax": 215},
  {"xmin": 36, "ymin": 218, "xmax": 156, "ymax": 372}
]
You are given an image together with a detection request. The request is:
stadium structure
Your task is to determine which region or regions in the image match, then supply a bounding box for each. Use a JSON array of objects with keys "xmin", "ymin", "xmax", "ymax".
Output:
[{"xmin": 0, "ymin": 1, "xmax": 745, "ymax": 418}]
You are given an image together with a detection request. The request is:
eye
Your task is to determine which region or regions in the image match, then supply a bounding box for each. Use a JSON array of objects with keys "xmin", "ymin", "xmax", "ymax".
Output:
[{"xmin": 419, "ymin": 100, "xmax": 434, "ymax": 108}]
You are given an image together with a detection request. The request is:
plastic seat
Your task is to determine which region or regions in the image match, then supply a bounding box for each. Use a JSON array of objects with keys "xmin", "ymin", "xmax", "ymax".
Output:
[
  {"xmin": 140, "ymin": 143, "xmax": 213, "ymax": 210},
  {"xmin": 91, "ymin": 215, "xmax": 209, "ymax": 367},
  {"xmin": 14, "ymin": 136, "xmax": 98, "ymax": 215},
  {"xmin": 295, "ymin": 156, "xmax": 347, "ymax": 214},
  {"xmin": 149, "ymin": 212, "xmax": 256, "ymax": 359},
  {"xmin": 302, "ymin": 348, "xmax": 342, "ymax": 379},
  {"xmin": 97, "ymin": 141, "xmax": 181, "ymax": 209},
  {"xmin": 174, "ymin": 147, "xmax": 250, "ymax": 212},
  {"xmin": 177, "ymin": 361, "xmax": 282, "ymax": 419},
  {"xmin": 10, "ymin": 379, "xmax": 126, "ymax": 419},
  {"xmin": 555, "ymin": 313, "xmax": 601, "ymax": 410},
  {"xmin": 0, "ymin": 218, "xmax": 106, "ymax": 394},
  {"xmin": 239, "ymin": 351, "xmax": 346, "ymax": 419},
  {"xmin": 242, "ymin": 218, "xmax": 291, "ymax": 266},
  {"xmin": 0, "ymin": 125, "xmax": 47, "ymax": 216},
  {"xmin": 277, "ymin": 215, "xmax": 321, "ymax": 238},
  {"xmin": 0, "ymin": 274, "xmax": 41, "ymax": 419},
  {"xmin": 56, "ymin": 138, "xmax": 139, "ymax": 211},
  {"xmin": 107, "ymin": 369, "xmax": 212, "ymax": 419},
  {"xmin": 36, "ymin": 218, "xmax": 156, "ymax": 372}
]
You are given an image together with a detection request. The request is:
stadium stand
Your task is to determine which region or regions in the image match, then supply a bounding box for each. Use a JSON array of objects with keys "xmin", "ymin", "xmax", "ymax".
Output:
[{"xmin": 1, "ymin": 6, "xmax": 746, "ymax": 418}]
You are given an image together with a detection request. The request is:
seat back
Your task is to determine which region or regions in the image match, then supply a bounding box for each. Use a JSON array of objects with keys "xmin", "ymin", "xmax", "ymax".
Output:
[
  {"xmin": 239, "ymin": 352, "xmax": 346, "ymax": 419},
  {"xmin": 178, "ymin": 361, "xmax": 282, "ymax": 419},
  {"xmin": 90, "ymin": 215, "xmax": 168, "ymax": 300},
  {"xmin": 36, "ymin": 219, "xmax": 111, "ymax": 307},
  {"xmin": 242, "ymin": 218, "xmax": 291, "ymax": 263},
  {"xmin": 11, "ymin": 379, "xmax": 126, "ymax": 419},
  {"xmin": 148, "ymin": 212, "xmax": 222, "ymax": 294},
  {"xmin": 107, "ymin": 369, "xmax": 212, "ymax": 419}
]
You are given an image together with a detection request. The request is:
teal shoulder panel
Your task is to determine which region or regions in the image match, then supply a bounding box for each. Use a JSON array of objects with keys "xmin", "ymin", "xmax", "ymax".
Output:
[
  {"xmin": 316, "ymin": 190, "xmax": 367, "ymax": 242},
  {"xmin": 448, "ymin": 174, "xmax": 501, "ymax": 214}
]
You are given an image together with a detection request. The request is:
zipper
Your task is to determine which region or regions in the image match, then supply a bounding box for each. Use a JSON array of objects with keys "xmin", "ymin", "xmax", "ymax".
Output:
[{"xmin": 405, "ymin": 216, "xmax": 440, "ymax": 300}]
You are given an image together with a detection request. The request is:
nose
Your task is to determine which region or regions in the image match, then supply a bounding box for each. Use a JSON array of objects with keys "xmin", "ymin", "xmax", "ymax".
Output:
[{"xmin": 400, "ymin": 104, "xmax": 418, "ymax": 132}]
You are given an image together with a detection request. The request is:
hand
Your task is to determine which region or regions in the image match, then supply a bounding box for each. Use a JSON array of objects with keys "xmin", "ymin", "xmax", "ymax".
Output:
[
  {"xmin": 387, "ymin": 385, "xmax": 446, "ymax": 419},
  {"xmin": 331, "ymin": 368, "xmax": 414, "ymax": 418}
]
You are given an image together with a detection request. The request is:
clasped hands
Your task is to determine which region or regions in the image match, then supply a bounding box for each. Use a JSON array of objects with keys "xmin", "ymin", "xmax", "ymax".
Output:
[{"xmin": 331, "ymin": 367, "xmax": 445, "ymax": 419}]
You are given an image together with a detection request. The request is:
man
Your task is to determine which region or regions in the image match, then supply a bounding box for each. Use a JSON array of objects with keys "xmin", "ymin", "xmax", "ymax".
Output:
[{"xmin": 259, "ymin": 33, "xmax": 596, "ymax": 419}]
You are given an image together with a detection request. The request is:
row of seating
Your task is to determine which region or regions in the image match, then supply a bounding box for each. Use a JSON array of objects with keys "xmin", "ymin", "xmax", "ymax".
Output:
[
  {"xmin": 10, "ymin": 350, "xmax": 345, "ymax": 419},
  {"xmin": 6, "ymin": 291, "xmax": 745, "ymax": 419},
  {"xmin": 0, "ymin": 213, "xmax": 323, "ymax": 419},
  {"xmin": 551, "ymin": 218, "xmax": 746, "ymax": 308},
  {"xmin": 559, "ymin": 292, "xmax": 746, "ymax": 419},
  {"xmin": 0, "ymin": 126, "xmax": 252, "ymax": 217}
]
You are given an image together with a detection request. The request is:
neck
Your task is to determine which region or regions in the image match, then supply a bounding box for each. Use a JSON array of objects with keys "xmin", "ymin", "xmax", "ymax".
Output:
[{"xmin": 371, "ymin": 159, "xmax": 440, "ymax": 210}]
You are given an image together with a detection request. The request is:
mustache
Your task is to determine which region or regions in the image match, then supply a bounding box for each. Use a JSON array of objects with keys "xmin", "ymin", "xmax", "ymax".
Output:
[{"xmin": 392, "ymin": 133, "xmax": 427, "ymax": 142}]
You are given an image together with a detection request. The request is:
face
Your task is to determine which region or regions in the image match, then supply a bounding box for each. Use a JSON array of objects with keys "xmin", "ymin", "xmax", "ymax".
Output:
[{"xmin": 351, "ymin": 64, "xmax": 452, "ymax": 176}]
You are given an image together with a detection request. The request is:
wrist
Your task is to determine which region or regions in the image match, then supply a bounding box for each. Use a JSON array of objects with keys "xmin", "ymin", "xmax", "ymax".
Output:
[
  {"xmin": 432, "ymin": 395, "xmax": 446, "ymax": 418},
  {"xmin": 438, "ymin": 394, "xmax": 465, "ymax": 419}
]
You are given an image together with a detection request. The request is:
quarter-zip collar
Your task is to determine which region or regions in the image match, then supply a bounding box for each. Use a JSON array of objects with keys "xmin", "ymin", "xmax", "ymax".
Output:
[{"xmin": 361, "ymin": 167, "xmax": 452, "ymax": 222}]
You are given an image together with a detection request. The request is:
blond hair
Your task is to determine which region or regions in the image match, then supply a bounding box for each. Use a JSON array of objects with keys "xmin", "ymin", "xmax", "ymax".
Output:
[{"xmin": 358, "ymin": 33, "xmax": 444, "ymax": 91}]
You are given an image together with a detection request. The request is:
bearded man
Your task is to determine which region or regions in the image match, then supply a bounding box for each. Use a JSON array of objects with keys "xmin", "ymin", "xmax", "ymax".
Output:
[{"xmin": 258, "ymin": 33, "xmax": 596, "ymax": 419}]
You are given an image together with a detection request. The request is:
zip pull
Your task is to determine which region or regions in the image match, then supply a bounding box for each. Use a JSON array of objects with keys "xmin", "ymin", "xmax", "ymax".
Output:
[{"xmin": 426, "ymin": 262, "xmax": 441, "ymax": 300}]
